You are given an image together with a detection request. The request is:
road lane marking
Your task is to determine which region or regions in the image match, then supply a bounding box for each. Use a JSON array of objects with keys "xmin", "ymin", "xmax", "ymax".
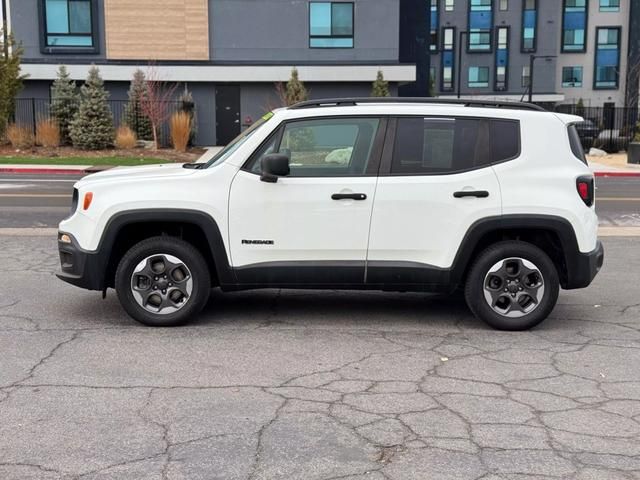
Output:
[
  {"xmin": 597, "ymin": 197, "xmax": 640, "ymax": 201},
  {"xmin": 0, "ymin": 193, "xmax": 71, "ymax": 198}
]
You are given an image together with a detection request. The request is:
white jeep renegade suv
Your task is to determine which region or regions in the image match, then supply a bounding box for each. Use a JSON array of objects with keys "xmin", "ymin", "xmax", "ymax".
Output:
[{"xmin": 57, "ymin": 98, "xmax": 604, "ymax": 330}]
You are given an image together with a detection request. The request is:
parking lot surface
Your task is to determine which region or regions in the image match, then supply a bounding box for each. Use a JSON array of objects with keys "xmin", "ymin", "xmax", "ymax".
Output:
[{"xmin": 1, "ymin": 235, "xmax": 639, "ymax": 480}]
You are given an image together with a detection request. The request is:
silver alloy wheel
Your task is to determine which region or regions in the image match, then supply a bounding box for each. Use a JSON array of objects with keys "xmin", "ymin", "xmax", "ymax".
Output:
[
  {"xmin": 482, "ymin": 257, "xmax": 545, "ymax": 318},
  {"xmin": 130, "ymin": 254, "xmax": 194, "ymax": 315}
]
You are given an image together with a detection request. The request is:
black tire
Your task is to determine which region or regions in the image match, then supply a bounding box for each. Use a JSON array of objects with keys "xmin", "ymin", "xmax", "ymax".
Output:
[
  {"xmin": 464, "ymin": 241, "xmax": 559, "ymax": 331},
  {"xmin": 115, "ymin": 236, "xmax": 211, "ymax": 326}
]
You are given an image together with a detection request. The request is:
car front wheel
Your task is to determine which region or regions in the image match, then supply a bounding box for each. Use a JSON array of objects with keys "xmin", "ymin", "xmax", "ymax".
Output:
[
  {"xmin": 115, "ymin": 236, "xmax": 211, "ymax": 326},
  {"xmin": 464, "ymin": 241, "xmax": 559, "ymax": 331}
]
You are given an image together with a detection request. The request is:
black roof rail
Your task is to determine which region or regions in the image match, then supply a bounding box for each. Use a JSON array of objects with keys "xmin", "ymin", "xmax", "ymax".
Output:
[{"xmin": 289, "ymin": 97, "xmax": 547, "ymax": 112}]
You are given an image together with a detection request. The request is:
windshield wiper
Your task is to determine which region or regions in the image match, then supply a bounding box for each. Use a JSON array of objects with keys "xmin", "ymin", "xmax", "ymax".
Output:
[{"xmin": 182, "ymin": 163, "xmax": 206, "ymax": 169}]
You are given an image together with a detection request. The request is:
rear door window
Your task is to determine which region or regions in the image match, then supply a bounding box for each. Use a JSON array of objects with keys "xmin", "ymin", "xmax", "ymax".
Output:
[{"xmin": 390, "ymin": 116, "xmax": 520, "ymax": 175}]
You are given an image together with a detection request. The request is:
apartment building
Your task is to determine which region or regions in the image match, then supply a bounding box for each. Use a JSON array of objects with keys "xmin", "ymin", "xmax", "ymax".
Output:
[
  {"xmin": 429, "ymin": 0, "xmax": 640, "ymax": 108},
  {"xmin": 5, "ymin": 0, "xmax": 416, "ymax": 145},
  {"xmin": 4, "ymin": 0, "xmax": 639, "ymax": 145}
]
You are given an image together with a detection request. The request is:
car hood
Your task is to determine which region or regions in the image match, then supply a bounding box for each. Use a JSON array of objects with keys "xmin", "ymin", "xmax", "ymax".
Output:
[{"xmin": 75, "ymin": 163, "xmax": 197, "ymax": 188}]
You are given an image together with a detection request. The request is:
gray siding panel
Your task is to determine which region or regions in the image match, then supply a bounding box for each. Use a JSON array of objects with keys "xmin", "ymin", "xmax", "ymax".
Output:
[{"xmin": 210, "ymin": 0, "xmax": 399, "ymax": 63}]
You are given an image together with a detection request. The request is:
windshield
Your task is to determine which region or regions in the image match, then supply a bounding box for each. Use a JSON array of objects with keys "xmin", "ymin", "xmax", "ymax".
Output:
[{"xmin": 204, "ymin": 112, "xmax": 275, "ymax": 168}]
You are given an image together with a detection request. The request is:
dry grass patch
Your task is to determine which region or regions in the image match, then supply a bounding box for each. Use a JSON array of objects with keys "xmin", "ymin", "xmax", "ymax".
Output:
[
  {"xmin": 115, "ymin": 126, "xmax": 137, "ymax": 149},
  {"xmin": 36, "ymin": 119, "xmax": 61, "ymax": 147},
  {"xmin": 6, "ymin": 124, "xmax": 35, "ymax": 149}
]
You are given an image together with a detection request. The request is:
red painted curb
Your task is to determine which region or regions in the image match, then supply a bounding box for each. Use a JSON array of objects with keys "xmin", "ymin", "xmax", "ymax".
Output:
[
  {"xmin": 0, "ymin": 167, "xmax": 86, "ymax": 175},
  {"xmin": 594, "ymin": 171, "xmax": 640, "ymax": 178}
]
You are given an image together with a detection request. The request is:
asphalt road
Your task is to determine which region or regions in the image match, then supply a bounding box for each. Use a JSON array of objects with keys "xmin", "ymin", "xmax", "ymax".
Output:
[
  {"xmin": 0, "ymin": 173, "xmax": 638, "ymax": 228},
  {"xmin": 0, "ymin": 234, "xmax": 639, "ymax": 479}
]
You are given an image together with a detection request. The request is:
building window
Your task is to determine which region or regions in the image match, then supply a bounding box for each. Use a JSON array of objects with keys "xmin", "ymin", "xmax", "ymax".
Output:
[
  {"xmin": 309, "ymin": 2, "xmax": 354, "ymax": 48},
  {"xmin": 441, "ymin": 27, "xmax": 455, "ymax": 91},
  {"xmin": 469, "ymin": 66, "xmax": 489, "ymax": 87},
  {"xmin": 562, "ymin": 66, "xmax": 583, "ymax": 87},
  {"xmin": 495, "ymin": 27, "xmax": 509, "ymax": 91},
  {"xmin": 522, "ymin": 66, "xmax": 530, "ymax": 88},
  {"xmin": 431, "ymin": 0, "xmax": 439, "ymax": 52},
  {"xmin": 522, "ymin": 0, "xmax": 537, "ymax": 52},
  {"xmin": 594, "ymin": 27, "xmax": 620, "ymax": 89},
  {"xmin": 468, "ymin": 0, "xmax": 492, "ymax": 52},
  {"xmin": 600, "ymin": 0, "xmax": 620, "ymax": 12},
  {"xmin": 40, "ymin": 0, "xmax": 97, "ymax": 52},
  {"xmin": 445, "ymin": 0, "xmax": 454, "ymax": 11},
  {"xmin": 562, "ymin": 0, "xmax": 587, "ymax": 52},
  {"xmin": 499, "ymin": 0, "xmax": 508, "ymax": 11}
]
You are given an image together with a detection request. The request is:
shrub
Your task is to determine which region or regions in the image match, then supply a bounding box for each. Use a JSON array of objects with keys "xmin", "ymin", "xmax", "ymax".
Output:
[
  {"xmin": 6, "ymin": 123, "xmax": 34, "ymax": 148},
  {"xmin": 170, "ymin": 111, "xmax": 191, "ymax": 153},
  {"xmin": 70, "ymin": 66, "xmax": 114, "ymax": 150},
  {"xmin": 114, "ymin": 126, "xmax": 137, "ymax": 149},
  {"xmin": 35, "ymin": 118, "xmax": 60, "ymax": 147},
  {"xmin": 50, "ymin": 65, "xmax": 79, "ymax": 144}
]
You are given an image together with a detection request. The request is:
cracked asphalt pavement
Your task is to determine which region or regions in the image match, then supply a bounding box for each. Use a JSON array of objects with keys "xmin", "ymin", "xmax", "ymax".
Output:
[{"xmin": 0, "ymin": 234, "xmax": 639, "ymax": 480}]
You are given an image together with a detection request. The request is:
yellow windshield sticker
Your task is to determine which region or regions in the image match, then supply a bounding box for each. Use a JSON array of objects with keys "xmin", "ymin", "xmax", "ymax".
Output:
[{"xmin": 262, "ymin": 111, "xmax": 274, "ymax": 121}]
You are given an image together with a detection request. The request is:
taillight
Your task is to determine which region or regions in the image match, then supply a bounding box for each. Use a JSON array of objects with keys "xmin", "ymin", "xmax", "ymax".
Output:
[{"xmin": 576, "ymin": 176, "xmax": 594, "ymax": 207}]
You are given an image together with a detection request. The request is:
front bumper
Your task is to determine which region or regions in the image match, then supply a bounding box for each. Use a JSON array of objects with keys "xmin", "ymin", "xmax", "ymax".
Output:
[
  {"xmin": 56, "ymin": 232, "xmax": 105, "ymax": 291},
  {"xmin": 564, "ymin": 240, "xmax": 604, "ymax": 289}
]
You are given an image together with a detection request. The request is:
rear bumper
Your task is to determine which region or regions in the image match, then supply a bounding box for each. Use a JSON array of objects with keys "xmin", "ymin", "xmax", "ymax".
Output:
[
  {"xmin": 56, "ymin": 232, "xmax": 105, "ymax": 291},
  {"xmin": 564, "ymin": 240, "xmax": 604, "ymax": 289}
]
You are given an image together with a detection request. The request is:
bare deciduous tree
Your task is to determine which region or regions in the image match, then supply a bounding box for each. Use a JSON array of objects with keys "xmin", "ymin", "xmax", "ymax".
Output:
[{"xmin": 139, "ymin": 65, "xmax": 178, "ymax": 150}]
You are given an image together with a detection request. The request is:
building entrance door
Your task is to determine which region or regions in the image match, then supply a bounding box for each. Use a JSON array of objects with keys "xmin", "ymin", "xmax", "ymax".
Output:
[{"xmin": 216, "ymin": 85, "xmax": 241, "ymax": 146}]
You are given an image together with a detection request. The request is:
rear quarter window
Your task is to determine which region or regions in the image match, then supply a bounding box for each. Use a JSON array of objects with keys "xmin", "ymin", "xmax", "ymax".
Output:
[
  {"xmin": 568, "ymin": 124, "xmax": 588, "ymax": 165},
  {"xmin": 490, "ymin": 119, "xmax": 520, "ymax": 162}
]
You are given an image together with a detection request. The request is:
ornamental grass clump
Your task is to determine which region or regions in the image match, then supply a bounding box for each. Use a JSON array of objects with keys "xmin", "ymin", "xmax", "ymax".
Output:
[
  {"xmin": 170, "ymin": 111, "xmax": 191, "ymax": 153},
  {"xmin": 114, "ymin": 125, "xmax": 137, "ymax": 149},
  {"xmin": 35, "ymin": 118, "xmax": 61, "ymax": 147},
  {"xmin": 6, "ymin": 123, "xmax": 34, "ymax": 148}
]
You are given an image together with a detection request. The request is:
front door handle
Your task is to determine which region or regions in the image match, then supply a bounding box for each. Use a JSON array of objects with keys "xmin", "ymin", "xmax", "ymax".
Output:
[
  {"xmin": 453, "ymin": 190, "xmax": 490, "ymax": 198},
  {"xmin": 332, "ymin": 193, "xmax": 367, "ymax": 201}
]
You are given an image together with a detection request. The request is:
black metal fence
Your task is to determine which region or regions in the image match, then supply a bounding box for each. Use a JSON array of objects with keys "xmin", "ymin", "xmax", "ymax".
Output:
[
  {"xmin": 12, "ymin": 98, "xmax": 186, "ymax": 147},
  {"xmin": 554, "ymin": 104, "xmax": 638, "ymax": 153}
]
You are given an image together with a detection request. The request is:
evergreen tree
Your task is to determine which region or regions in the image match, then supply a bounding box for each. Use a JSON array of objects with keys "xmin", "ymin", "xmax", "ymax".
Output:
[
  {"xmin": 285, "ymin": 68, "xmax": 308, "ymax": 105},
  {"xmin": 0, "ymin": 30, "xmax": 27, "ymax": 138},
  {"xmin": 371, "ymin": 70, "xmax": 390, "ymax": 97},
  {"xmin": 70, "ymin": 66, "xmax": 114, "ymax": 150},
  {"xmin": 50, "ymin": 65, "xmax": 79, "ymax": 144},
  {"xmin": 124, "ymin": 69, "xmax": 152, "ymax": 141}
]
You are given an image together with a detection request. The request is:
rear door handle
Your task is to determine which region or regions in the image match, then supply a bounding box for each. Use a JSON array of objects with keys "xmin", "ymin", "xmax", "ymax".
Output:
[
  {"xmin": 453, "ymin": 190, "xmax": 489, "ymax": 198},
  {"xmin": 332, "ymin": 193, "xmax": 367, "ymax": 201}
]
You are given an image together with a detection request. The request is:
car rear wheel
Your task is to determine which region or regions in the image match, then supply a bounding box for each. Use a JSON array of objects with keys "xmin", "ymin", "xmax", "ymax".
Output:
[
  {"xmin": 464, "ymin": 241, "xmax": 559, "ymax": 331},
  {"xmin": 115, "ymin": 236, "xmax": 210, "ymax": 326}
]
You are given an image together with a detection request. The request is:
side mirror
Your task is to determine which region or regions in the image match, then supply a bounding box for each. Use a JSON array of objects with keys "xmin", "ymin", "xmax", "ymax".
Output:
[{"xmin": 260, "ymin": 153, "xmax": 290, "ymax": 183}]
